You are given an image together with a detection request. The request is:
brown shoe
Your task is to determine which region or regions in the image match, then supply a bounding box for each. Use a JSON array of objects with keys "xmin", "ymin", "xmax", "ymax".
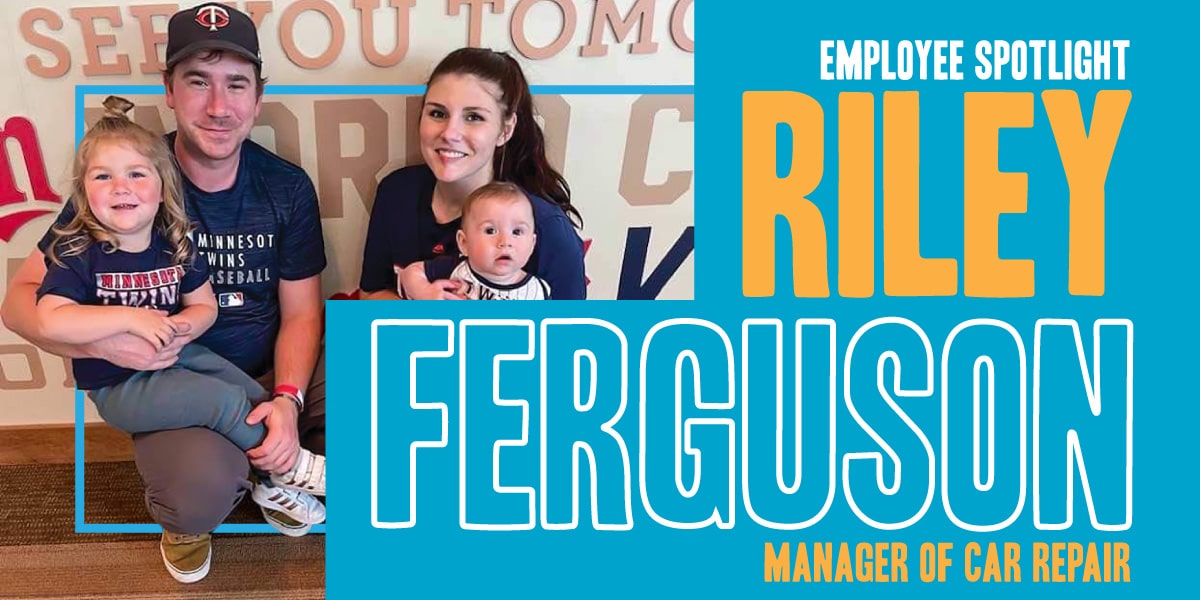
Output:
[{"xmin": 160, "ymin": 531, "xmax": 211, "ymax": 583}]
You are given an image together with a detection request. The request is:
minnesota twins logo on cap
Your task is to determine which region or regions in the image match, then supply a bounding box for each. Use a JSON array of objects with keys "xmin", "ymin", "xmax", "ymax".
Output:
[
  {"xmin": 195, "ymin": 4, "xmax": 230, "ymax": 32},
  {"xmin": 166, "ymin": 2, "xmax": 262, "ymax": 68}
]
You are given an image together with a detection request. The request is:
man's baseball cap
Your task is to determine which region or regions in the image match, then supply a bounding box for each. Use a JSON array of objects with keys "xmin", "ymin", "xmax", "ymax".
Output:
[{"xmin": 165, "ymin": 2, "xmax": 261, "ymax": 69}]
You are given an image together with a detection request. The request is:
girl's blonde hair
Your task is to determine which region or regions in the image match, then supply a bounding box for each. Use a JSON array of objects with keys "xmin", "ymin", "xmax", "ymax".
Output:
[{"xmin": 48, "ymin": 96, "xmax": 191, "ymax": 267}]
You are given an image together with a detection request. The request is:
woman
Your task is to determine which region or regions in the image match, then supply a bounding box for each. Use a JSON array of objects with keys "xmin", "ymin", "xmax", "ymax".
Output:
[{"xmin": 359, "ymin": 48, "xmax": 586, "ymax": 300}]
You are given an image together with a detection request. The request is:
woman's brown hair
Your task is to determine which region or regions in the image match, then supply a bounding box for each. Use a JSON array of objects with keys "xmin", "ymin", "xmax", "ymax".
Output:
[{"xmin": 427, "ymin": 47, "xmax": 582, "ymax": 228}]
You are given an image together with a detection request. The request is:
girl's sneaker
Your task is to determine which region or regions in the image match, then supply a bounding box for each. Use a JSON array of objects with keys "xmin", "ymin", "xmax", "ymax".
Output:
[
  {"xmin": 271, "ymin": 448, "xmax": 326, "ymax": 495},
  {"xmin": 261, "ymin": 506, "xmax": 314, "ymax": 537},
  {"xmin": 251, "ymin": 482, "xmax": 326, "ymax": 525}
]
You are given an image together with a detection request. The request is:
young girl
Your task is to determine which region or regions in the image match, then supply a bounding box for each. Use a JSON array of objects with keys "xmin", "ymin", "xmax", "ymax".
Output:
[
  {"xmin": 400, "ymin": 182, "xmax": 550, "ymax": 300},
  {"xmin": 36, "ymin": 96, "xmax": 326, "ymax": 525}
]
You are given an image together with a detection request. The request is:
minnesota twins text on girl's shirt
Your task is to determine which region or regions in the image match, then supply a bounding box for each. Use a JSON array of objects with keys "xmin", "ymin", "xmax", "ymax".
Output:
[
  {"xmin": 95, "ymin": 265, "xmax": 186, "ymax": 306},
  {"xmin": 194, "ymin": 231, "xmax": 276, "ymax": 285}
]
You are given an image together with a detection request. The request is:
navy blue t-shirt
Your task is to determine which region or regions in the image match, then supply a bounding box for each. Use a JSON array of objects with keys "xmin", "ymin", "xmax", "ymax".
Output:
[
  {"xmin": 359, "ymin": 165, "xmax": 586, "ymax": 299},
  {"xmin": 37, "ymin": 233, "xmax": 209, "ymax": 389},
  {"xmin": 39, "ymin": 134, "xmax": 326, "ymax": 377}
]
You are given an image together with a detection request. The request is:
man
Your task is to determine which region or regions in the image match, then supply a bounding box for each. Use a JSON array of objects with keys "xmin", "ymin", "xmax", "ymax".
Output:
[{"xmin": 0, "ymin": 3, "xmax": 326, "ymax": 583}]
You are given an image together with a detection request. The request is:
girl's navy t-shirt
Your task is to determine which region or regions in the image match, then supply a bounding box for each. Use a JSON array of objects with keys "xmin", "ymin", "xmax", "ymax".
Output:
[{"xmin": 37, "ymin": 233, "xmax": 209, "ymax": 389}]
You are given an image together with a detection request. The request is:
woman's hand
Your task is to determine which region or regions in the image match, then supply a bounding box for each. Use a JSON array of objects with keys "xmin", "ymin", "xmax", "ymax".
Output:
[
  {"xmin": 430, "ymin": 279, "xmax": 467, "ymax": 300},
  {"xmin": 400, "ymin": 263, "xmax": 467, "ymax": 300},
  {"xmin": 410, "ymin": 278, "xmax": 467, "ymax": 300}
]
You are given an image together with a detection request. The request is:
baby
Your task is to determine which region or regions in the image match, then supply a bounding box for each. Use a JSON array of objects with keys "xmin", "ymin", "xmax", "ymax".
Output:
[{"xmin": 401, "ymin": 181, "xmax": 550, "ymax": 300}]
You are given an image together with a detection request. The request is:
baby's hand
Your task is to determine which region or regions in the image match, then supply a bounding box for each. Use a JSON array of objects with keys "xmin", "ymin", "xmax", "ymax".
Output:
[{"xmin": 127, "ymin": 309, "xmax": 177, "ymax": 351}]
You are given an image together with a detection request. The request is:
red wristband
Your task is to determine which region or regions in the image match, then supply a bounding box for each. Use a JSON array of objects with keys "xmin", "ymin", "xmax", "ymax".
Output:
[
  {"xmin": 274, "ymin": 384, "xmax": 304, "ymax": 410},
  {"xmin": 275, "ymin": 384, "xmax": 300, "ymax": 397}
]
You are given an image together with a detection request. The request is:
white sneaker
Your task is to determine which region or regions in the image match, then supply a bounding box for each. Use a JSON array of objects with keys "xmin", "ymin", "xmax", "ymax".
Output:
[
  {"xmin": 251, "ymin": 482, "xmax": 326, "ymax": 525},
  {"xmin": 261, "ymin": 506, "xmax": 314, "ymax": 537},
  {"xmin": 271, "ymin": 449, "xmax": 326, "ymax": 495}
]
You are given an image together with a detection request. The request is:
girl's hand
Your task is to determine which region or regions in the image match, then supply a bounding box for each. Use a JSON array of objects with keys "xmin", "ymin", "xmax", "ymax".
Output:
[
  {"xmin": 166, "ymin": 314, "xmax": 197, "ymax": 344},
  {"xmin": 126, "ymin": 309, "xmax": 177, "ymax": 351}
]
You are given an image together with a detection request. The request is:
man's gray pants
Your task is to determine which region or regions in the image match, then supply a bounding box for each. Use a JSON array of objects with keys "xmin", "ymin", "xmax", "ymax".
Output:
[{"xmin": 131, "ymin": 348, "xmax": 326, "ymax": 534}]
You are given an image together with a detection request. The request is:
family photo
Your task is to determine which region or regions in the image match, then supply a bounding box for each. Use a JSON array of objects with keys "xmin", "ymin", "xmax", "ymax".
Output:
[{"xmin": 0, "ymin": 0, "xmax": 693, "ymax": 596}]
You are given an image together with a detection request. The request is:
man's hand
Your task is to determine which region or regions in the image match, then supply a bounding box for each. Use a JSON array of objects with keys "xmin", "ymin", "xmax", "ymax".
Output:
[
  {"xmin": 245, "ymin": 396, "xmax": 301, "ymax": 474},
  {"xmin": 90, "ymin": 325, "xmax": 191, "ymax": 371}
]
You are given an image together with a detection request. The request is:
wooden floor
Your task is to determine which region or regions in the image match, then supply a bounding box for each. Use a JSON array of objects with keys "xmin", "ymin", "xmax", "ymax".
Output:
[
  {"xmin": 0, "ymin": 424, "xmax": 326, "ymax": 598},
  {"xmin": 0, "ymin": 423, "xmax": 134, "ymax": 465}
]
